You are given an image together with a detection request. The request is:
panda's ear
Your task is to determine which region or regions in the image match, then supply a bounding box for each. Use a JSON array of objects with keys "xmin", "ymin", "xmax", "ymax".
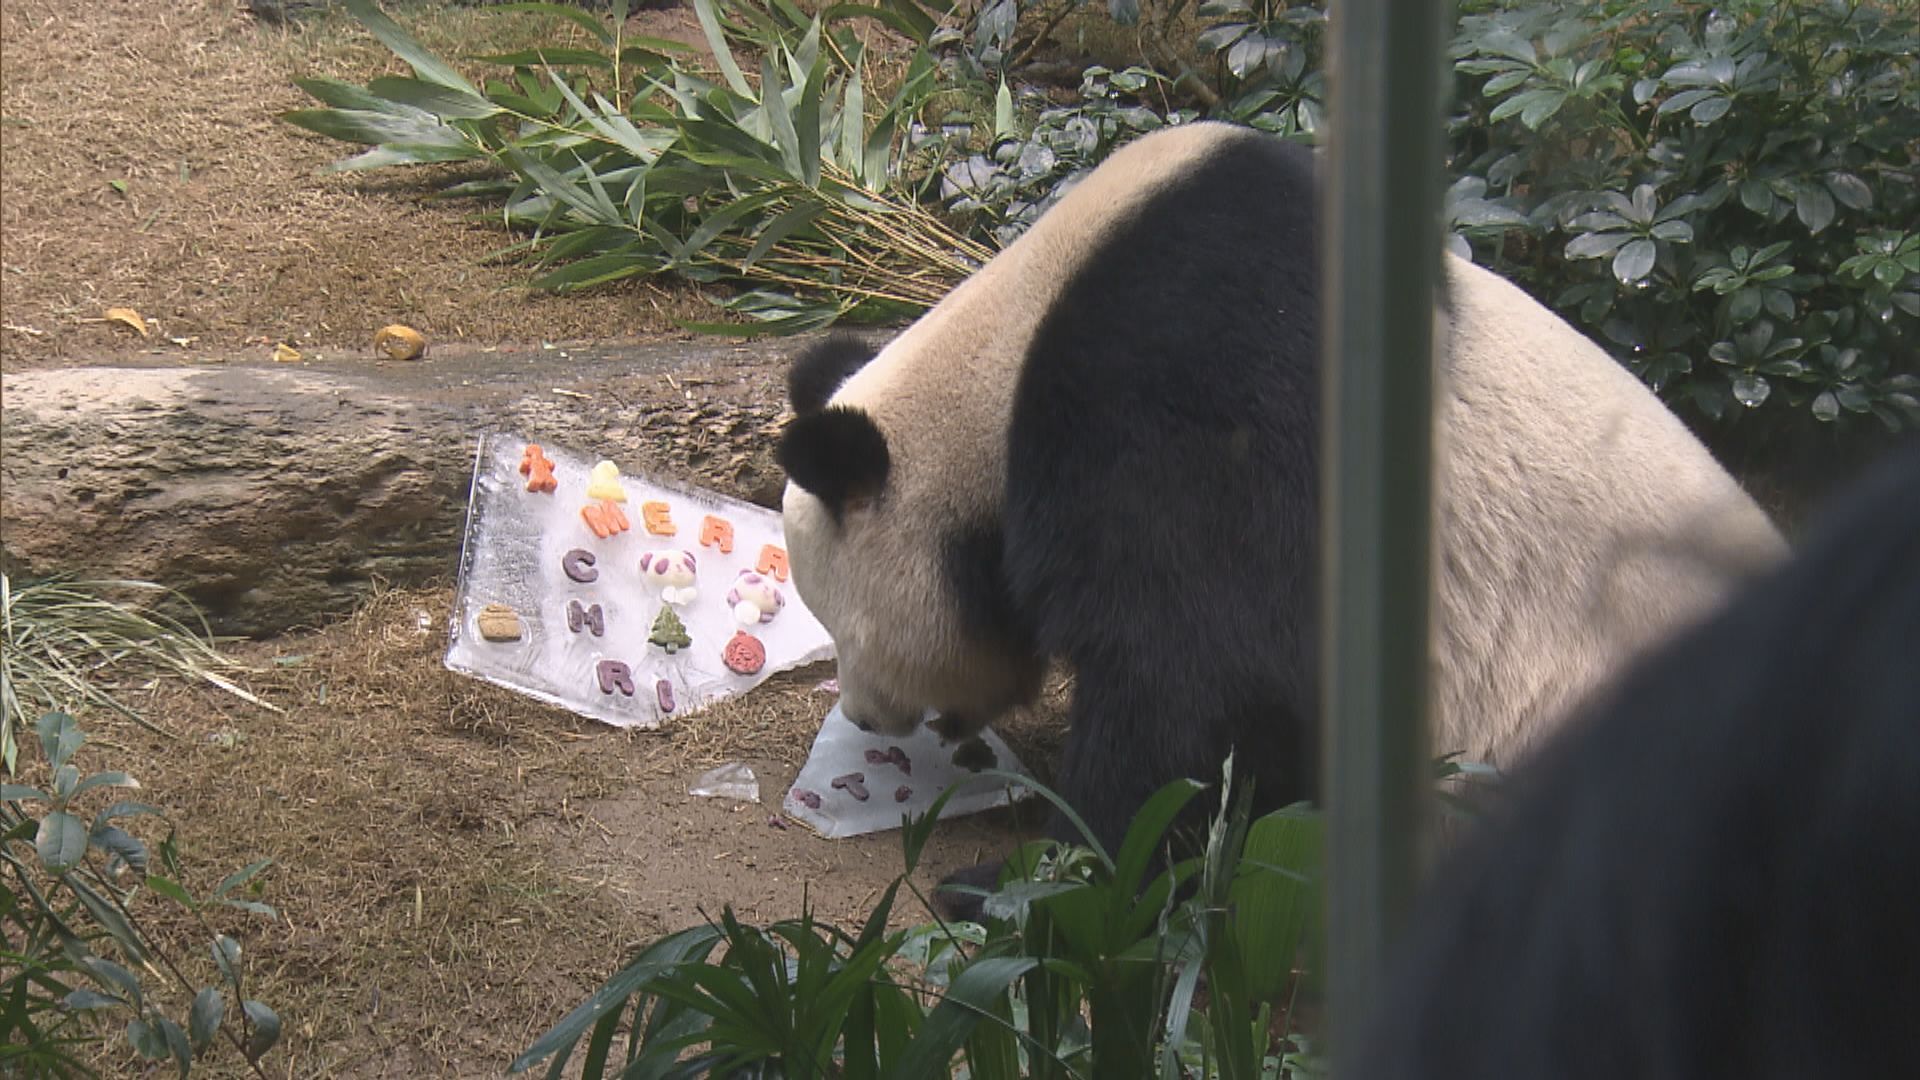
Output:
[
  {"xmin": 777, "ymin": 405, "xmax": 891, "ymax": 516},
  {"xmin": 788, "ymin": 334, "xmax": 880, "ymax": 415}
]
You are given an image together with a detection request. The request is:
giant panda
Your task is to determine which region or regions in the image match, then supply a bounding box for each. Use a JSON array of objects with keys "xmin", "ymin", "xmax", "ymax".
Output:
[
  {"xmin": 1353, "ymin": 441, "xmax": 1920, "ymax": 1080},
  {"xmin": 775, "ymin": 121, "xmax": 1786, "ymax": 912}
]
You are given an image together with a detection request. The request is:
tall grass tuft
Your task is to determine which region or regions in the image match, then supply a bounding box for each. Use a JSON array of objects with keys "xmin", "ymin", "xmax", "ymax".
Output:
[{"xmin": 0, "ymin": 575, "xmax": 272, "ymax": 776}]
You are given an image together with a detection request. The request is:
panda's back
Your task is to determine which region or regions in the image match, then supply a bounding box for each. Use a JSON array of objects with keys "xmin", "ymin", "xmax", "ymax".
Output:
[{"xmin": 1433, "ymin": 256, "xmax": 1788, "ymax": 764}]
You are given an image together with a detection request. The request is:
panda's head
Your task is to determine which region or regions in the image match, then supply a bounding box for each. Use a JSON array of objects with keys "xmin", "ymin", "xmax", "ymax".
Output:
[{"xmin": 776, "ymin": 333, "xmax": 1045, "ymax": 736}]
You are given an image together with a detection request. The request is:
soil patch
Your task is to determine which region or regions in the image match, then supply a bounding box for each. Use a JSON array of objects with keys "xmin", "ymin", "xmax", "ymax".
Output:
[
  {"xmin": 0, "ymin": 0, "xmax": 714, "ymax": 371},
  {"xmin": 60, "ymin": 585, "xmax": 1064, "ymax": 1076}
]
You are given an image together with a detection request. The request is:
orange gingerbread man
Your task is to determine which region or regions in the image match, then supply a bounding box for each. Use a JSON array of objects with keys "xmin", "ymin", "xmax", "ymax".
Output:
[{"xmin": 518, "ymin": 445, "xmax": 558, "ymax": 493}]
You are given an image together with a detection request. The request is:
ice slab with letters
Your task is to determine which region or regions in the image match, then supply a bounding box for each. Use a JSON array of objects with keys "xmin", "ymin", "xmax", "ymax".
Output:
[
  {"xmin": 444, "ymin": 432, "xmax": 1036, "ymax": 837},
  {"xmin": 444, "ymin": 432, "xmax": 834, "ymax": 729}
]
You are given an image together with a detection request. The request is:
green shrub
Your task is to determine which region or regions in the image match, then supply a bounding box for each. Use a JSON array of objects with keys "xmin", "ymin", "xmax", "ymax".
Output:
[
  {"xmin": 512, "ymin": 763, "xmax": 1327, "ymax": 1079},
  {"xmin": 1447, "ymin": 0, "xmax": 1920, "ymax": 432},
  {"xmin": 291, "ymin": 0, "xmax": 1918, "ymax": 442},
  {"xmin": 286, "ymin": 0, "xmax": 983, "ymax": 334},
  {"xmin": 947, "ymin": 0, "xmax": 1919, "ymax": 434},
  {"xmin": 2, "ymin": 713, "xmax": 281, "ymax": 1076}
]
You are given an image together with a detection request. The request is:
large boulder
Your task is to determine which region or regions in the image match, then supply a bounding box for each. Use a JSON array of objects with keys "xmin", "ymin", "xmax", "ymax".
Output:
[{"xmin": 0, "ymin": 339, "xmax": 822, "ymax": 635}]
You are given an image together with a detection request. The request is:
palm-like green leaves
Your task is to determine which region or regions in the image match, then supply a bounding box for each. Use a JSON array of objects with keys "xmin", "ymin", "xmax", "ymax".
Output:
[
  {"xmin": 284, "ymin": 0, "xmax": 984, "ymax": 333},
  {"xmin": 513, "ymin": 764, "xmax": 1328, "ymax": 1078}
]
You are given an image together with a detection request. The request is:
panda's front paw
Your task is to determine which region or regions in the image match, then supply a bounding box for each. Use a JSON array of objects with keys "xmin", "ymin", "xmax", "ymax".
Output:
[
  {"xmin": 932, "ymin": 859, "xmax": 1004, "ymax": 923},
  {"xmin": 927, "ymin": 711, "xmax": 986, "ymax": 744}
]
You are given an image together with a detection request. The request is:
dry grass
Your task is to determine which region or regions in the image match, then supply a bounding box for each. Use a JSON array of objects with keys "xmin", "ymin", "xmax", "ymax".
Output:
[
  {"xmin": 0, "ymin": 0, "xmax": 713, "ymax": 370},
  {"xmin": 32, "ymin": 584, "xmax": 1061, "ymax": 1076}
]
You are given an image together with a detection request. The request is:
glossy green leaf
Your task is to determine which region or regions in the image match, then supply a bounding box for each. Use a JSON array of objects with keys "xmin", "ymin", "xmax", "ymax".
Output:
[
  {"xmin": 127, "ymin": 1017, "xmax": 168, "ymax": 1060},
  {"xmin": 85, "ymin": 957, "xmax": 143, "ymax": 1010},
  {"xmin": 212, "ymin": 935, "xmax": 242, "ymax": 987},
  {"xmin": 38, "ymin": 711, "xmax": 83, "ymax": 771},
  {"xmin": 63, "ymin": 988, "xmax": 125, "ymax": 1011},
  {"xmin": 1795, "ymin": 185, "xmax": 1836, "ymax": 234},
  {"xmin": 1613, "ymin": 238, "xmax": 1658, "ymax": 283},
  {"xmin": 1825, "ymin": 171, "xmax": 1873, "ymax": 210},
  {"xmin": 190, "ymin": 987, "xmax": 225, "ymax": 1051},
  {"xmin": 242, "ymin": 999, "xmax": 281, "ymax": 1060},
  {"xmin": 90, "ymin": 824, "xmax": 149, "ymax": 874},
  {"xmin": 36, "ymin": 809, "xmax": 87, "ymax": 872}
]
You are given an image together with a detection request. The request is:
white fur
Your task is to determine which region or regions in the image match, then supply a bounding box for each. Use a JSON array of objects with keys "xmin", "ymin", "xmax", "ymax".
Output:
[
  {"xmin": 783, "ymin": 121, "xmax": 1787, "ymax": 762},
  {"xmin": 1433, "ymin": 256, "xmax": 1786, "ymax": 763}
]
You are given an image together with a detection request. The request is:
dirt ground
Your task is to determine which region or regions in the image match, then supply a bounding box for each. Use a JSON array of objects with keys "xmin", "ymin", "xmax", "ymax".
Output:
[
  {"xmin": 1, "ymin": 1, "xmax": 1067, "ymax": 1074},
  {"xmin": 76, "ymin": 588, "xmax": 1064, "ymax": 1077},
  {"xmin": 0, "ymin": 0, "xmax": 719, "ymax": 371}
]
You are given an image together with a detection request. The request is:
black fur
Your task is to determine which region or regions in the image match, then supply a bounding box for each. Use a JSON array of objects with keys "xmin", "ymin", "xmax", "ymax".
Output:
[
  {"xmin": 938, "ymin": 130, "xmax": 1325, "ymax": 914},
  {"xmin": 776, "ymin": 406, "xmax": 890, "ymax": 520},
  {"xmin": 941, "ymin": 521, "xmax": 1037, "ymax": 662},
  {"xmin": 788, "ymin": 334, "xmax": 881, "ymax": 416},
  {"xmin": 1355, "ymin": 442, "xmax": 1920, "ymax": 1080}
]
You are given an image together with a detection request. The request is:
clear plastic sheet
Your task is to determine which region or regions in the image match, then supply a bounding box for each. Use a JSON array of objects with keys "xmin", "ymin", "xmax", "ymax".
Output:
[
  {"xmin": 444, "ymin": 432, "xmax": 835, "ymax": 729},
  {"xmin": 780, "ymin": 704, "xmax": 1036, "ymax": 839}
]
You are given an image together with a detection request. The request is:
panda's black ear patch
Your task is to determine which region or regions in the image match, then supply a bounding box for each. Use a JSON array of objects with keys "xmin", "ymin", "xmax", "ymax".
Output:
[
  {"xmin": 777, "ymin": 405, "xmax": 891, "ymax": 516},
  {"xmin": 788, "ymin": 334, "xmax": 880, "ymax": 415}
]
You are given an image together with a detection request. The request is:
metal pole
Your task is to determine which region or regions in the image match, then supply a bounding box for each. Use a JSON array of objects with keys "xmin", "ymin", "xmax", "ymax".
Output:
[{"xmin": 1319, "ymin": 0, "xmax": 1451, "ymax": 1064}]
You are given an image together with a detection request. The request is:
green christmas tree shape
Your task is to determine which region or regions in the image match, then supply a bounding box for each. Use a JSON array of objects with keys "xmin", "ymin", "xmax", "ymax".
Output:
[{"xmin": 649, "ymin": 605, "xmax": 692, "ymax": 654}]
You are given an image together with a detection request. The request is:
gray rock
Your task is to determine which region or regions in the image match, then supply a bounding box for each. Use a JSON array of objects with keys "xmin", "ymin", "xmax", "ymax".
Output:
[{"xmin": 0, "ymin": 337, "xmax": 832, "ymax": 636}]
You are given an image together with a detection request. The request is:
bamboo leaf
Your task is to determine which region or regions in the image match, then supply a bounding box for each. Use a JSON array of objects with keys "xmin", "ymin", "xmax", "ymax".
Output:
[
  {"xmin": 503, "ymin": 148, "xmax": 622, "ymax": 225},
  {"xmin": 892, "ymin": 958, "xmax": 1038, "ymax": 1078},
  {"xmin": 489, "ymin": 2, "xmax": 616, "ymax": 44},
  {"xmin": 743, "ymin": 203, "xmax": 825, "ymax": 268},
  {"xmin": 280, "ymin": 107, "xmax": 466, "ymax": 149},
  {"xmin": 792, "ymin": 21, "xmax": 827, "ymax": 187},
  {"xmin": 692, "ymin": 0, "xmax": 754, "ymax": 97},
  {"xmin": 469, "ymin": 47, "xmax": 613, "ymax": 68},
  {"xmin": 295, "ymin": 76, "xmax": 437, "ymax": 118},
  {"xmin": 841, "ymin": 65, "xmax": 866, "ymax": 178},
  {"xmin": 821, "ymin": 3, "xmax": 934, "ymax": 43},
  {"xmin": 326, "ymin": 142, "xmax": 487, "ymax": 172},
  {"xmin": 530, "ymin": 251, "xmax": 658, "ymax": 290},
  {"xmin": 761, "ymin": 56, "xmax": 804, "ymax": 179},
  {"xmin": 367, "ymin": 75, "xmax": 502, "ymax": 119},
  {"xmin": 344, "ymin": 0, "xmax": 482, "ymax": 96}
]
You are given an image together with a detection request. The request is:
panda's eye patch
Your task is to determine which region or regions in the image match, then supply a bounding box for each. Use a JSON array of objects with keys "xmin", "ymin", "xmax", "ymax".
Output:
[{"xmin": 788, "ymin": 333, "xmax": 881, "ymax": 414}]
